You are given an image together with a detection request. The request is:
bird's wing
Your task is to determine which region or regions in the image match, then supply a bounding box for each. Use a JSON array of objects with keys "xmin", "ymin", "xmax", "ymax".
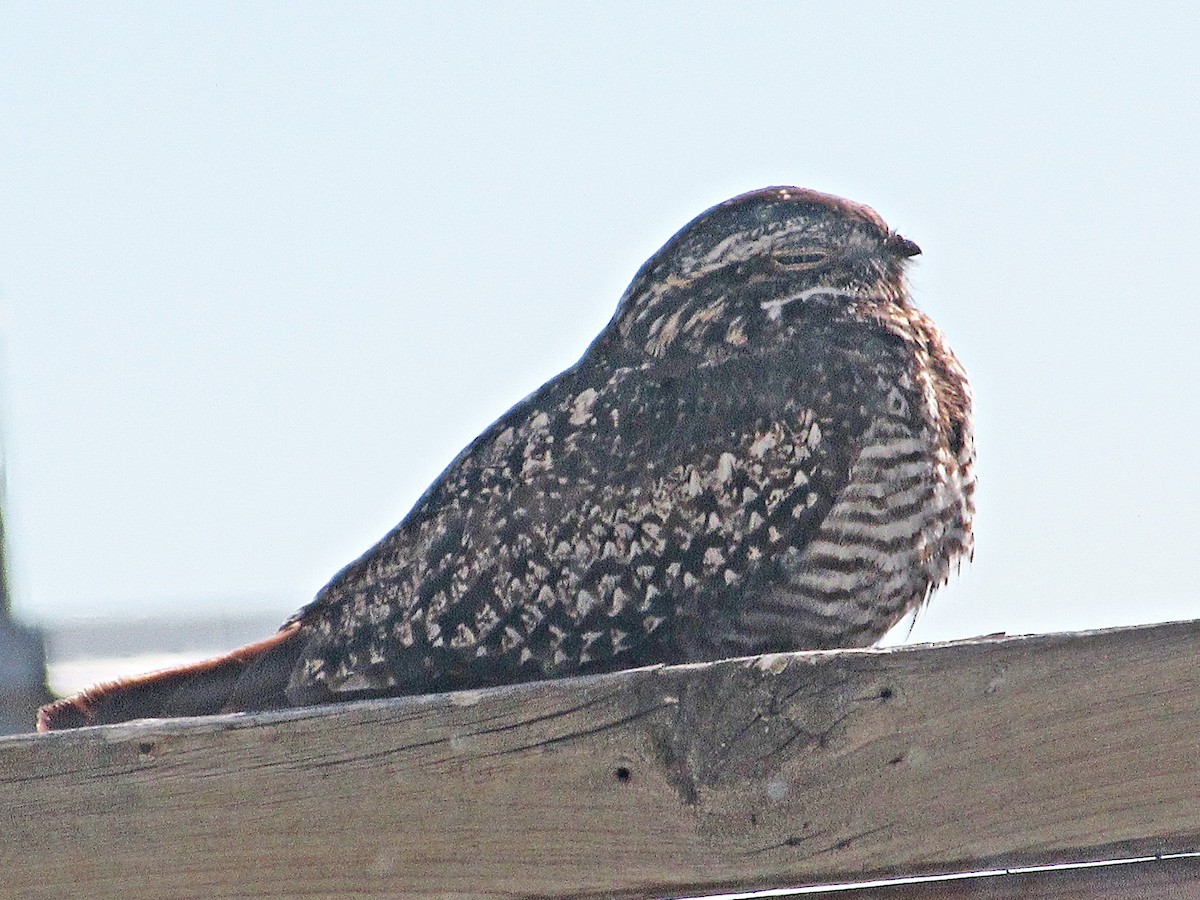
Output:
[{"xmin": 286, "ymin": 336, "xmax": 899, "ymax": 704}]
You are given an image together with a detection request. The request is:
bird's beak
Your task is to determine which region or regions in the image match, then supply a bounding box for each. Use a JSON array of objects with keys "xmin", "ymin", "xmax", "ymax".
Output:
[{"xmin": 887, "ymin": 233, "xmax": 922, "ymax": 258}]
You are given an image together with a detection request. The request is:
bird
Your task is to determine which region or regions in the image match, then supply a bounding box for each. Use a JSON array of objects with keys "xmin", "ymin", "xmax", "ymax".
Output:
[{"xmin": 38, "ymin": 186, "xmax": 975, "ymax": 731}]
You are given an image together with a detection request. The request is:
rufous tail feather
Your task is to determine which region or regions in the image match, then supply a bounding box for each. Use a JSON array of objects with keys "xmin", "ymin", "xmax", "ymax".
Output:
[{"xmin": 37, "ymin": 622, "xmax": 304, "ymax": 731}]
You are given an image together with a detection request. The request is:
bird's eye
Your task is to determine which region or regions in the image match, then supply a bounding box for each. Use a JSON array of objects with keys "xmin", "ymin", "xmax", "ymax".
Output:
[{"xmin": 770, "ymin": 247, "xmax": 832, "ymax": 271}]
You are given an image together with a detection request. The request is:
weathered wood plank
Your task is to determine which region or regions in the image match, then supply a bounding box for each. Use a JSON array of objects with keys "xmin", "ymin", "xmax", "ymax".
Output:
[
  {"xmin": 2, "ymin": 620, "xmax": 1200, "ymax": 899},
  {"xmin": 791, "ymin": 856, "xmax": 1200, "ymax": 899}
]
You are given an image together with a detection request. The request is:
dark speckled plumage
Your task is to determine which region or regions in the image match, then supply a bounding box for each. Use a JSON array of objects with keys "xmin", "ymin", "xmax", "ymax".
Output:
[{"xmin": 39, "ymin": 187, "xmax": 975, "ymax": 730}]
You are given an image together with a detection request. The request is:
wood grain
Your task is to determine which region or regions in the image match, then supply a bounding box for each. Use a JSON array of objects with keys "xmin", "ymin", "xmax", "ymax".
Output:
[
  {"xmin": 791, "ymin": 856, "xmax": 1200, "ymax": 899},
  {"xmin": 2, "ymin": 620, "xmax": 1200, "ymax": 899}
]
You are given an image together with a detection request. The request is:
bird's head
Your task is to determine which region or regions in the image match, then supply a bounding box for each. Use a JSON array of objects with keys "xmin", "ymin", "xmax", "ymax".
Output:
[{"xmin": 603, "ymin": 187, "xmax": 921, "ymax": 360}]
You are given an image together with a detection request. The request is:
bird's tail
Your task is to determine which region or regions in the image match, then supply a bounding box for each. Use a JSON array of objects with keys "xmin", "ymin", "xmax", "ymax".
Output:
[{"xmin": 37, "ymin": 622, "xmax": 305, "ymax": 732}]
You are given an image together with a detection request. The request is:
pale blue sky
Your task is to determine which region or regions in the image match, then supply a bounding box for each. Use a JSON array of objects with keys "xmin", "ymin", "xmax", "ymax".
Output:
[{"xmin": 1, "ymin": 3, "xmax": 1198, "ymax": 647}]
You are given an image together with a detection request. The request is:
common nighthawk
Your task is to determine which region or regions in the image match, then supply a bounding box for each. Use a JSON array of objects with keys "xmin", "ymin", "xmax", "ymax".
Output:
[{"xmin": 40, "ymin": 187, "xmax": 974, "ymax": 730}]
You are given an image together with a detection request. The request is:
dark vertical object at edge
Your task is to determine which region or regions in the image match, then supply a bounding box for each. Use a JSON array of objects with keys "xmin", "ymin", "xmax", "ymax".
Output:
[{"xmin": 0, "ymin": 479, "xmax": 52, "ymax": 734}]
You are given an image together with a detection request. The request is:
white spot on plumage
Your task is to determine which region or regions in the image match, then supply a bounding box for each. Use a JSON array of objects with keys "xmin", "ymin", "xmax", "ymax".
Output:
[
  {"xmin": 570, "ymin": 388, "xmax": 599, "ymax": 425},
  {"xmin": 714, "ymin": 452, "xmax": 736, "ymax": 485},
  {"xmin": 610, "ymin": 587, "xmax": 632, "ymax": 615},
  {"xmin": 759, "ymin": 286, "xmax": 863, "ymax": 321},
  {"xmin": 501, "ymin": 626, "xmax": 523, "ymax": 652},
  {"xmin": 396, "ymin": 619, "xmax": 414, "ymax": 648},
  {"xmin": 576, "ymin": 589, "xmax": 599, "ymax": 617},
  {"xmin": 521, "ymin": 606, "xmax": 544, "ymax": 632},
  {"xmin": 749, "ymin": 433, "xmax": 777, "ymax": 458}
]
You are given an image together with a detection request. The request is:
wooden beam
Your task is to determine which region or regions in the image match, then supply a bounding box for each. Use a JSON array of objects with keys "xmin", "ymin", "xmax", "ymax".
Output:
[
  {"xmin": 791, "ymin": 856, "xmax": 1200, "ymax": 899},
  {"xmin": 2, "ymin": 620, "xmax": 1200, "ymax": 899}
]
